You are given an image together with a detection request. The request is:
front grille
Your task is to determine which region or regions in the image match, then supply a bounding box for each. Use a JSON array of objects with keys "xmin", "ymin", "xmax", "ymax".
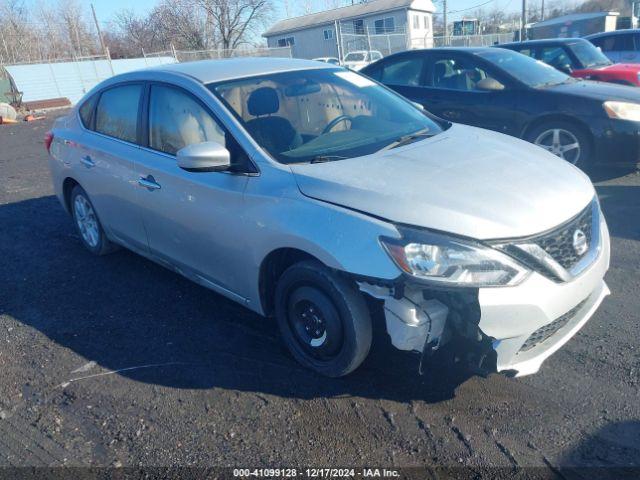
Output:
[
  {"xmin": 519, "ymin": 298, "xmax": 588, "ymax": 352},
  {"xmin": 534, "ymin": 203, "xmax": 593, "ymax": 270}
]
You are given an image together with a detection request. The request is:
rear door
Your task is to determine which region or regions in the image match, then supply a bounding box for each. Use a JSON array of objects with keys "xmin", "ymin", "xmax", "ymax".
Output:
[
  {"xmin": 133, "ymin": 83, "xmax": 253, "ymax": 299},
  {"xmin": 75, "ymin": 83, "xmax": 148, "ymax": 252}
]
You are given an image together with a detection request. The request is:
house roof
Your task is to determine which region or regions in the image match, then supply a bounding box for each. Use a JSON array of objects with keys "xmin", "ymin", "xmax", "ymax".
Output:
[
  {"xmin": 263, "ymin": 0, "xmax": 435, "ymax": 37},
  {"xmin": 529, "ymin": 11, "xmax": 619, "ymax": 29}
]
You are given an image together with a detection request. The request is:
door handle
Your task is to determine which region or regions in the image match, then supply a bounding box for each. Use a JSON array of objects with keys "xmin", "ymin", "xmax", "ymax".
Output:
[
  {"xmin": 80, "ymin": 155, "xmax": 95, "ymax": 168},
  {"xmin": 138, "ymin": 175, "xmax": 161, "ymax": 191}
]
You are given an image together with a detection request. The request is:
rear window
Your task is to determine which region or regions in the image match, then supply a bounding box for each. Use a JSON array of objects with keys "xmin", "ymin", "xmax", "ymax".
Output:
[
  {"xmin": 95, "ymin": 84, "xmax": 142, "ymax": 143},
  {"xmin": 78, "ymin": 94, "xmax": 97, "ymax": 129}
]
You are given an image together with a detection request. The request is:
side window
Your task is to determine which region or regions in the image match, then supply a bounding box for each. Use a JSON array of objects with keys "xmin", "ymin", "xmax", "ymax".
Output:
[
  {"xmin": 596, "ymin": 35, "xmax": 616, "ymax": 52},
  {"xmin": 79, "ymin": 94, "xmax": 97, "ymax": 129},
  {"xmin": 148, "ymin": 84, "xmax": 226, "ymax": 156},
  {"xmin": 363, "ymin": 63, "xmax": 383, "ymax": 81},
  {"xmin": 614, "ymin": 33, "xmax": 635, "ymax": 50},
  {"xmin": 516, "ymin": 48, "xmax": 534, "ymax": 58},
  {"xmin": 95, "ymin": 85, "xmax": 142, "ymax": 143},
  {"xmin": 428, "ymin": 56, "xmax": 492, "ymax": 91},
  {"xmin": 380, "ymin": 57, "xmax": 424, "ymax": 86},
  {"xmin": 539, "ymin": 46, "xmax": 573, "ymax": 69}
]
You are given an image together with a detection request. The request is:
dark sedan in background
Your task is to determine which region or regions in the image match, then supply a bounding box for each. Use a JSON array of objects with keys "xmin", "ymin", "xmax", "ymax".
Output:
[
  {"xmin": 361, "ymin": 47, "xmax": 640, "ymax": 168},
  {"xmin": 499, "ymin": 38, "xmax": 640, "ymax": 86}
]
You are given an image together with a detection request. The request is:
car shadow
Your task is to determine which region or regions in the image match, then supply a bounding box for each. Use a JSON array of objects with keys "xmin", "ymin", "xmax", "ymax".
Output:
[
  {"xmin": 595, "ymin": 183, "xmax": 640, "ymax": 242},
  {"xmin": 588, "ymin": 166, "xmax": 638, "ymax": 183},
  {"xmin": 555, "ymin": 420, "xmax": 640, "ymax": 479},
  {"xmin": 1, "ymin": 195, "xmax": 476, "ymax": 403}
]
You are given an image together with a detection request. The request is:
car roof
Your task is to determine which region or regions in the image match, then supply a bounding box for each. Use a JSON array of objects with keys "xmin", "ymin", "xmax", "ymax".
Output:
[
  {"xmin": 145, "ymin": 57, "xmax": 331, "ymax": 84},
  {"xmin": 499, "ymin": 38, "xmax": 587, "ymax": 48},
  {"xmin": 586, "ymin": 28, "xmax": 640, "ymax": 39}
]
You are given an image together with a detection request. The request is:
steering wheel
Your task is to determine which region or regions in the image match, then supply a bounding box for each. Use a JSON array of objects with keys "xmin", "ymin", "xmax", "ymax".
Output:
[{"xmin": 322, "ymin": 115, "xmax": 353, "ymax": 135}]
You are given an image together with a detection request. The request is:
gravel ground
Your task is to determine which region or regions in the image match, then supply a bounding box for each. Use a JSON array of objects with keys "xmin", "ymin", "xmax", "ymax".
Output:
[{"xmin": 0, "ymin": 111, "xmax": 639, "ymax": 475}]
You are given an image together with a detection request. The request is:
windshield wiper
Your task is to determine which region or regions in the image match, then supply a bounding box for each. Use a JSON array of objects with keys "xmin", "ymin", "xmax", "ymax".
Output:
[
  {"xmin": 310, "ymin": 155, "xmax": 348, "ymax": 163},
  {"xmin": 379, "ymin": 128, "xmax": 433, "ymax": 151}
]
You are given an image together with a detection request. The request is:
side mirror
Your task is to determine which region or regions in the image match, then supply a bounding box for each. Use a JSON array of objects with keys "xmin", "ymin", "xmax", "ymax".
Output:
[
  {"xmin": 411, "ymin": 101, "xmax": 425, "ymax": 111},
  {"xmin": 476, "ymin": 77, "xmax": 505, "ymax": 91},
  {"xmin": 177, "ymin": 141, "xmax": 231, "ymax": 172}
]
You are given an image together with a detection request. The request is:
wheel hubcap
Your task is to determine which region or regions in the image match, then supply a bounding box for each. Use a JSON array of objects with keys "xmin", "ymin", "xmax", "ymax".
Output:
[
  {"xmin": 74, "ymin": 195, "xmax": 100, "ymax": 248},
  {"xmin": 295, "ymin": 300, "xmax": 328, "ymax": 347},
  {"xmin": 534, "ymin": 128, "xmax": 581, "ymax": 165},
  {"xmin": 287, "ymin": 286, "xmax": 343, "ymax": 360}
]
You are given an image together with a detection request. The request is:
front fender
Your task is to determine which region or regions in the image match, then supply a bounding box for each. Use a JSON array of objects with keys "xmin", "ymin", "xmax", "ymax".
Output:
[{"xmin": 240, "ymin": 166, "xmax": 402, "ymax": 312}]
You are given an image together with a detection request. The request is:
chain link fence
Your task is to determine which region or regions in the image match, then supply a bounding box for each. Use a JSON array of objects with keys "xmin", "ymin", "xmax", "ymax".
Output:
[
  {"xmin": 143, "ymin": 46, "xmax": 292, "ymax": 62},
  {"xmin": 432, "ymin": 32, "xmax": 516, "ymax": 48},
  {"xmin": 1, "ymin": 46, "xmax": 291, "ymax": 106},
  {"xmin": 339, "ymin": 25, "xmax": 411, "ymax": 58},
  {"xmin": 337, "ymin": 26, "xmax": 516, "ymax": 60}
]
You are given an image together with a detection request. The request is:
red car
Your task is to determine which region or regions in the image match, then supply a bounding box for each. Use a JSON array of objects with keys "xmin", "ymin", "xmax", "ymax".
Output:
[{"xmin": 499, "ymin": 38, "xmax": 640, "ymax": 86}]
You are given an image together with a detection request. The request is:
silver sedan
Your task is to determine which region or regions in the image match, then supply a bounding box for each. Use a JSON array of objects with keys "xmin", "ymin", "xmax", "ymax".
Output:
[{"xmin": 46, "ymin": 58, "xmax": 610, "ymax": 379}]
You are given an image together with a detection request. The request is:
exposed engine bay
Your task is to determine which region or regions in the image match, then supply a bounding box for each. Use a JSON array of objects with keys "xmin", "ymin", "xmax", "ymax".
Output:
[{"xmin": 358, "ymin": 282, "xmax": 499, "ymax": 377}]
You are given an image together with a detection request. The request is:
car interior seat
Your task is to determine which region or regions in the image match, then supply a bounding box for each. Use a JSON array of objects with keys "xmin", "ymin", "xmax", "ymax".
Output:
[{"xmin": 244, "ymin": 87, "xmax": 302, "ymax": 154}]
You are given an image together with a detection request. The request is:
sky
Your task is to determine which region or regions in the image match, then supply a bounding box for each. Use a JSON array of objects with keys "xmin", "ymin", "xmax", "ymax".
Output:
[{"xmin": 89, "ymin": 0, "xmax": 525, "ymax": 29}]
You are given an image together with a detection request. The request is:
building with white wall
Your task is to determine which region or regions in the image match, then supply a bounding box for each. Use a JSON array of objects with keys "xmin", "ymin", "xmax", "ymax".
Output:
[{"xmin": 263, "ymin": 0, "xmax": 436, "ymax": 60}]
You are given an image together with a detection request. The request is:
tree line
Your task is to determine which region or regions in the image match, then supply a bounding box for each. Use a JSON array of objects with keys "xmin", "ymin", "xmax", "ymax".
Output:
[
  {"xmin": 0, "ymin": 0, "xmax": 632, "ymax": 65},
  {"xmin": 0, "ymin": 0, "xmax": 277, "ymax": 64}
]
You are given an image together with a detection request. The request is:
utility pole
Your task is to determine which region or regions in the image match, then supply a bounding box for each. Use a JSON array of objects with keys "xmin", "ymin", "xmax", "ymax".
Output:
[
  {"xmin": 521, "ymin": 0, "xmax": 527, "ymax": 41},
  {"xmin": 443, "ymin": 0, "xmax": 448, "ymax": 37},
  {"xmin": 541, "ymin": 0, "xmax": 545, "ymax": 21},
  {"xmin": 91, "ymin": 4, "xmax": 108, "ymax": 58}
]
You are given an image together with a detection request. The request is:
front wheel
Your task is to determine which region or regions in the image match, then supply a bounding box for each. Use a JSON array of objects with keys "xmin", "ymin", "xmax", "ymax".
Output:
[
  {"xmin": 275, "ymin": 260, "xmax": 372, "ymax": 377},
  {"xmin": 527, "ymin": 121, "xmax": 592, "ymax": 168}
]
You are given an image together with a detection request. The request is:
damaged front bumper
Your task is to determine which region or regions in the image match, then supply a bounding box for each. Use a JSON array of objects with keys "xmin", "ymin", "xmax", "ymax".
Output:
[{"xmin": 359, "ymin": 213, "xmax": 611, "ymax": 378}]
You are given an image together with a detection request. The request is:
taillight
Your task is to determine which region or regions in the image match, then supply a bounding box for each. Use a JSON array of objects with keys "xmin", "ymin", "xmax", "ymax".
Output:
[{"xmin": 44, "ymin": 131, "xmax": 54, "ymax": 153}]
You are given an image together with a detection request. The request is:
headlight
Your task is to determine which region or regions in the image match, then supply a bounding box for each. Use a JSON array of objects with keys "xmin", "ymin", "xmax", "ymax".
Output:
[
  {"xmin": 603, "ymin": 101, "xmax": 640, "ymax": 121},
  {"xmin": 380, "ymin": 228, "xmax": 529, "ymax": 287}
]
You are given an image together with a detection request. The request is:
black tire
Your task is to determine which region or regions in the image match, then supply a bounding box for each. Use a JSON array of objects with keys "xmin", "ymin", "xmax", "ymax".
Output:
[
  {"xmin": 526, "ymin": 120, "xmax": 592, "ymax": 169},
  {"xmin": 275, "ymin": 260, "xmax": 372, "ymax": 377},
  {"xmin": 70, "ymin": 185, "xmax": 116, "ymax": 256}
]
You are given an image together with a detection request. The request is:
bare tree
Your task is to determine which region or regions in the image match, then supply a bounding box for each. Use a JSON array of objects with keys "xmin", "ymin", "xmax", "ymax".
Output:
[{"xmin": 194, "ymin": 0, "xmax": 273, "ymax": 52}]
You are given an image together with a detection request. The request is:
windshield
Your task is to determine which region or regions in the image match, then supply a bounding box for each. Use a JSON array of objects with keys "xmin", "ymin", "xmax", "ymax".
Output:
[
  {"xmin": 345, "ymin": 52, "xmax": 366, "ymax": 62},
  {"xmin": 208, "ymin": 68, "xmax": 444, "ymax": 164},
  {"xmin": 479, "ymin": 49, "xmax": 571, "ymax": 88},
  {"xmin": 569, "ymin": 40, "xmax": 612, "ymax": 68}
]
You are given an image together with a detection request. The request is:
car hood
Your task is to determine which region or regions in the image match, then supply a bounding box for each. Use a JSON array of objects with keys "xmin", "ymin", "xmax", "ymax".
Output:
[
  {"xmin": 548, "ymin": 79, "xmax": 640, "ymax": 101},
  {"xmin": 290, "ymin": 124, "xmax": 595, "ymax": 240}
]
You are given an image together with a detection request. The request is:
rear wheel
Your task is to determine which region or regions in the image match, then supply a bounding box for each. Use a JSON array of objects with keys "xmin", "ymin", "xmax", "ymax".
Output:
[
  {"xmin": 70, "ymin": 186, "xmax": 116, "ymax": 256},
  {"xmin": 527, "ymin": 120, "xmax": 592, "ymax": 168},
  {"xmin": 275, "ymin": 260, "xmax": 372, "ymax": 377}
]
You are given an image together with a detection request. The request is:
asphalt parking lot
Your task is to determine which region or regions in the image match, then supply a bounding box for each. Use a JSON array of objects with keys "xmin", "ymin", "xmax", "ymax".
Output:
[{"xmin": 0, "ymin": 111, "xmax": 639, "ymax": 474}]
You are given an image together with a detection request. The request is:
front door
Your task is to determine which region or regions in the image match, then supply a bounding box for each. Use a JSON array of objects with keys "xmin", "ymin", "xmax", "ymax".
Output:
[
  {"xmin": 133, "ymin": 83, "xmax": 251, "ymax": 299},
  {"xmin": 417, "ymin": 53, "xmax": 517, "ymax": 136}
]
